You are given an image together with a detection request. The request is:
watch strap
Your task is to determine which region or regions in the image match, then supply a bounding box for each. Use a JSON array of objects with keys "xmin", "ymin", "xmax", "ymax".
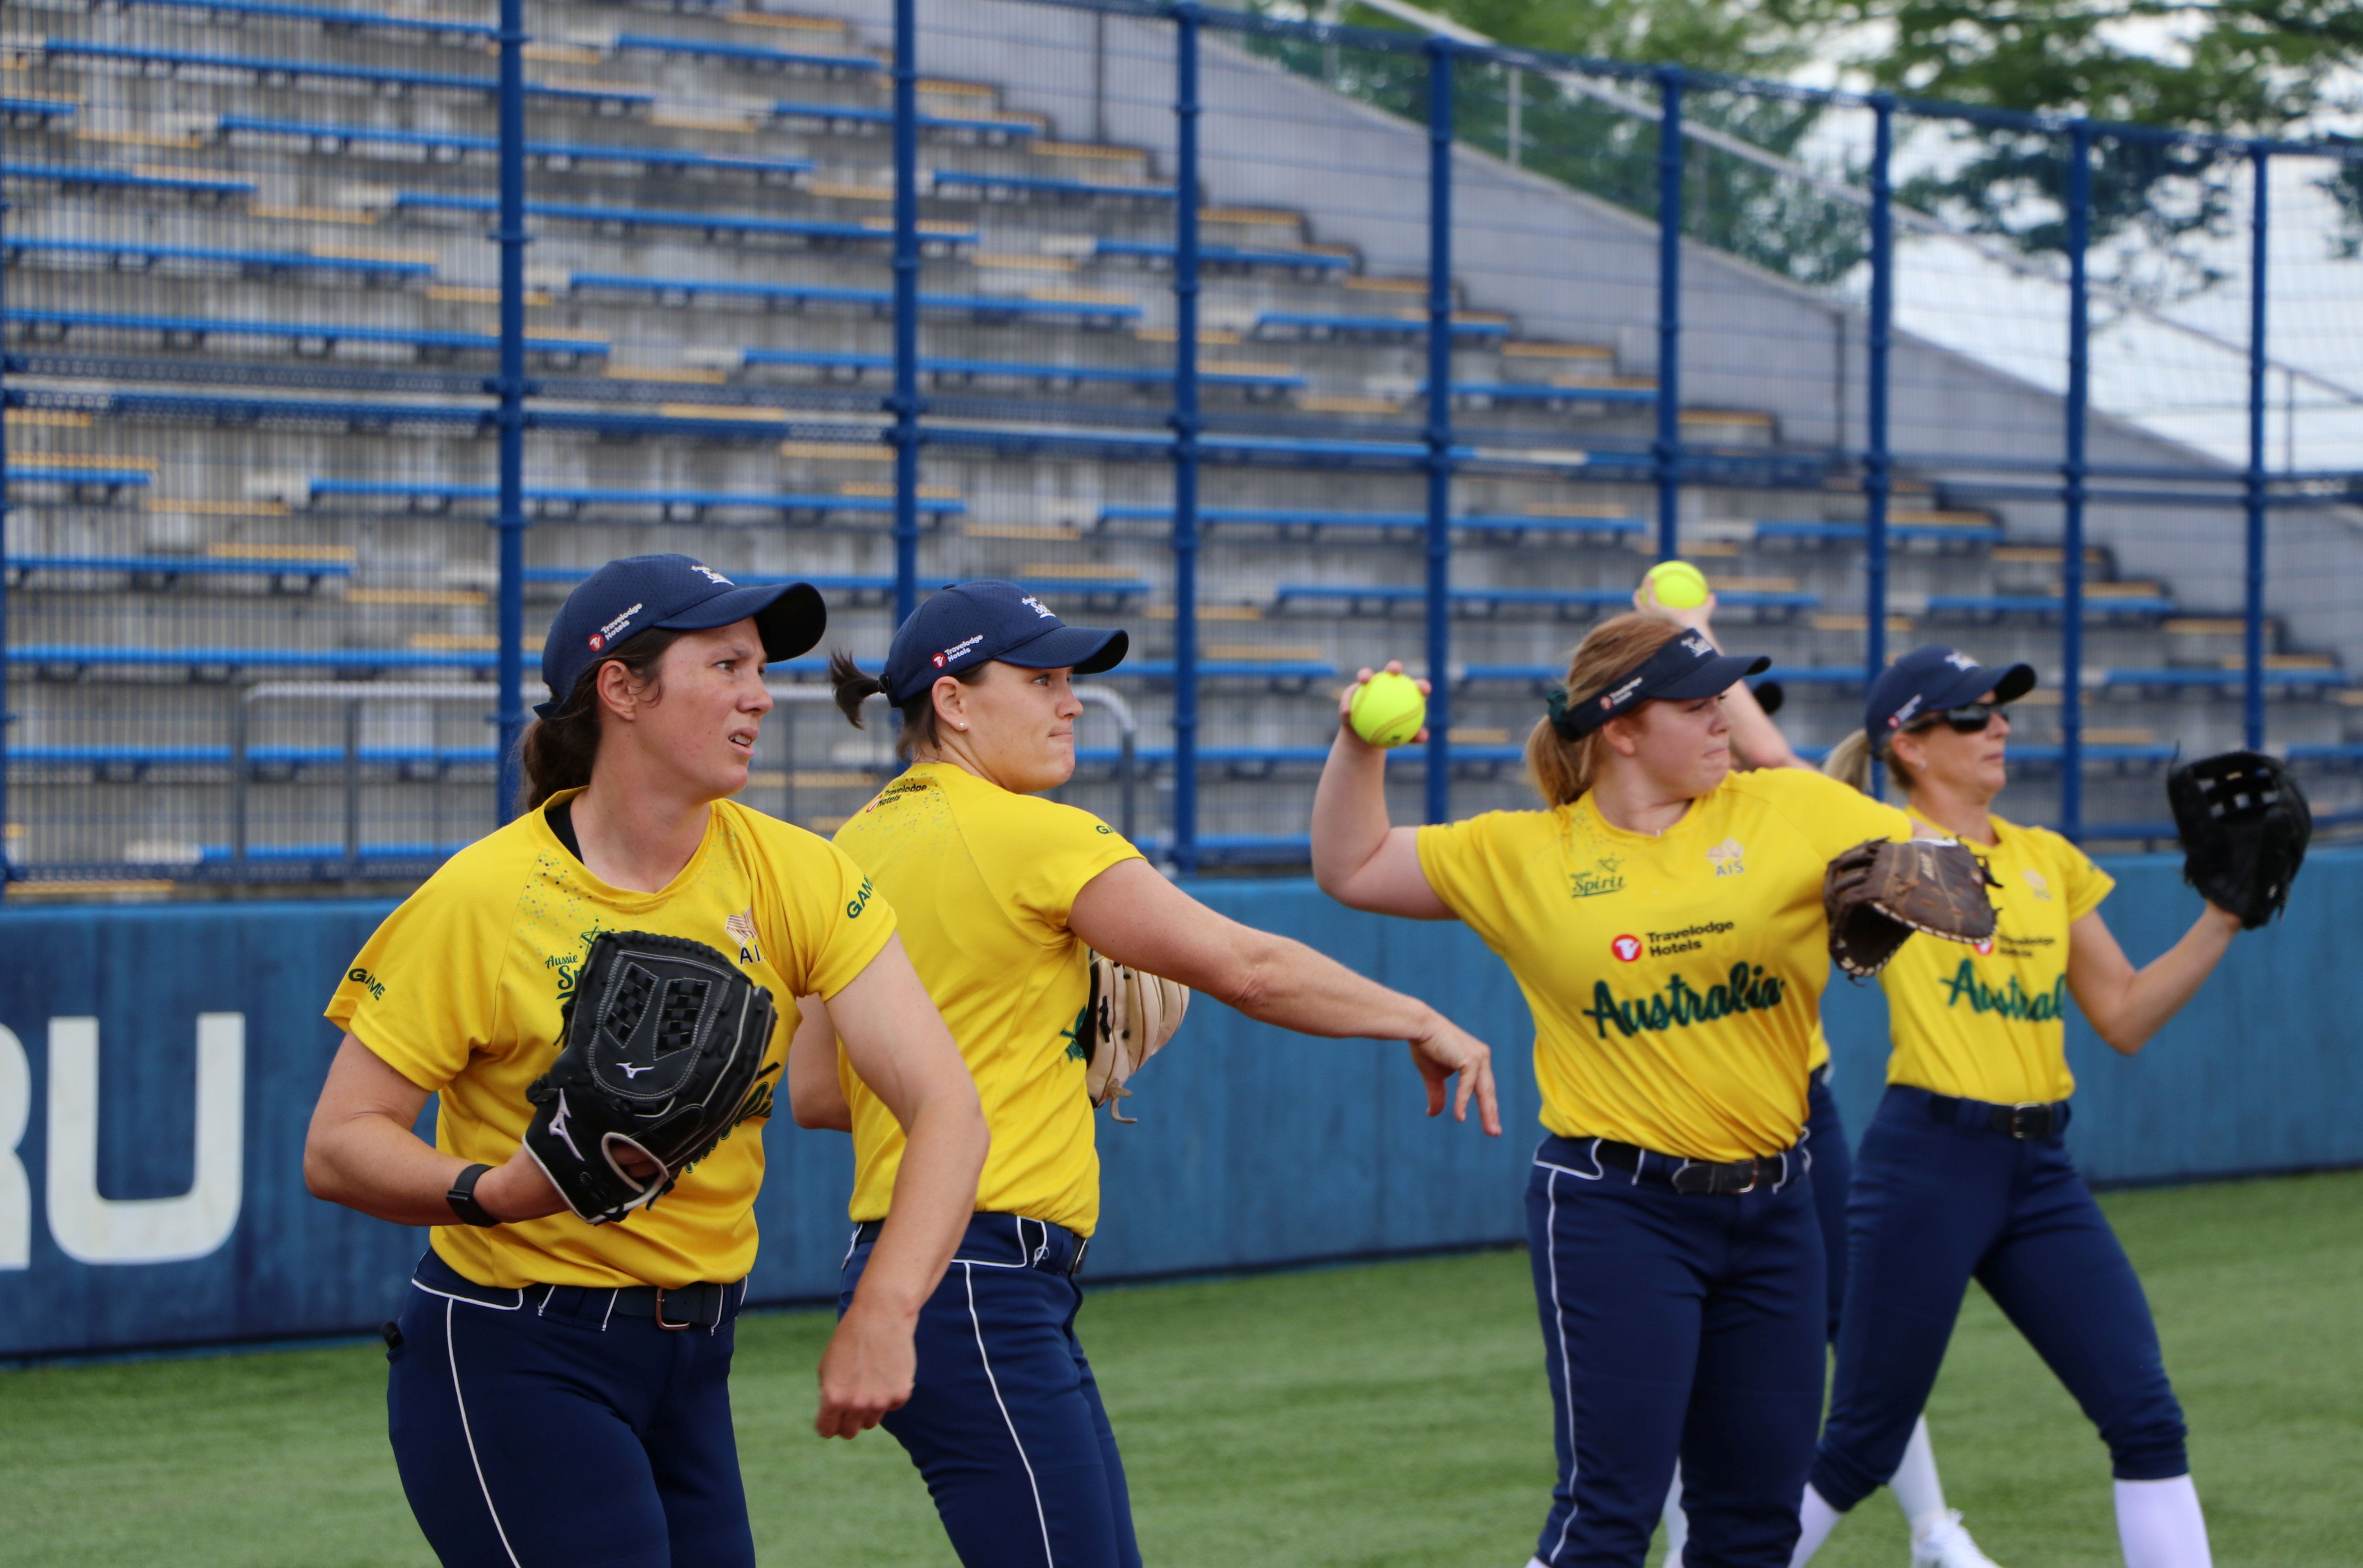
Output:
[{"xmin": 444, "ymin": 1163, "xmax": 501, "ymax": 1228}]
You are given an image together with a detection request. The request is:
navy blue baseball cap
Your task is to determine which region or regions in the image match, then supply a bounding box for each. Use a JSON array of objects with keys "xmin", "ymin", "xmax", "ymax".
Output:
[
  {"xmin": 880, "ymin": 579, "xmax": 1128, "ymax": 705},
  {"xmin": 536, "ymin": 554, "xmax": 826, "ymax": 717},
  {"xmin": 1547, "ymin": 628, "xmax": 1770, "ymax": 739},
  {"xmin": 1865, "ymin": 645, "xmax": 2037, "ymax": 737}
]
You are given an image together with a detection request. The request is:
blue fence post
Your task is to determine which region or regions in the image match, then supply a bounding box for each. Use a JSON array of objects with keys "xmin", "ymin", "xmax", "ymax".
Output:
[
  {"xmin": 891, "ymin": 0, "xmax": 921, "ymax": 628},
  {"xmin": 1654, "ymin": 67, "xmax": 1685, "ymax": 562},
  {"xmin": 1170, "ymin": 2, "xmax": 1203, "ymax": 872},
  {"xmin": 491, "ymin": 0, "xmax": 530, "ymax": 825},
  {"xmin": 2243, "ymin": 143, "xmax": 2269, "ymax": 753},
  {"xmin": 1864, "ymin": 95, "xmax": 1895, "ymax": 799},
  {"xmin": 1423, "ymin": 37, "xmax": 1454, "ymax": 824},
  {"xmin": 0, "ymin": 116, "xmax": 11, "ymax": 882},
  {"xmin": 2060, "ymin": 121, "xmax": 2092, "ymax": 842}
]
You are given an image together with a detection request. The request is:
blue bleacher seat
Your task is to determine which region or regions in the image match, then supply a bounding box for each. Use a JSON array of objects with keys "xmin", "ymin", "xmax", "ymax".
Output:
[
  {"xmin": 2287, "ymin": 743, "xmax": 2363, "ymax": 765},
  {"xmin": 6, "ymin": 308, "xmax": 607, "ymax": 359},
  {"xmin": 400, "ymin": 193, "xmax": 970, "ymax": 247},
  {"xmin": 1925, "ymin": 593, "xmax": 2175, "ymax": 619},
  {"xmin": 929, "ymin": 169, "xmax": 1177, "ymax": 201},
  {"xmin": 2099, "ymin": 667, "xmax": 2348, "ymax": 692},
  {"xmin": 2, "ymin": 97, "xmax": 80, "ymax": 121},
  {"xmin": 609, "ymin": 32, "xmax": 877, "ymax": 71},
  {"xmin": 9, "ymin": 645, "xmax": 500, "ymax": 672},
  {"xmin": 1273, "ymin": 583, "xmax": 1817, "ymax": 617},
  {"xmin": 734, "ymin": 347, "xmax": 1296, "ymax": 392},
  {"xmin": 303, "ymin": 480, "xmax": 964, "ymax": 522},
  {"xmin": 1755, "ymin": 517, "xmax": 1999, "ymax": 544},
  {"xmin": 1090, "ymin": 238, "xmax": 1351, "ymax": 273},
  {"xmin": 1111, "ymin": 660, "xmax": 1338, "ymax": 683},
  {"xmin": 37, "ymin": 40, "xmax": 651, "ymax": 105},
  {"xmin": 771, "ymin": 99, "xmax": 1037, "ymax": 138},
  {"xmin": 1462, "ymin": 662, "xmax": 1859, "ymax": 687},
  {"xmin": 218, "ymin": 117, "xmax": 815, "ymax": 180},
  {"xmin": 5, "ymin": 467, "xmax": 154, "ymax": 491},
  {"xmin": 1096, "ymin": 504, "xmax": 1642, "ymax": 540},
  {"xmin": 525, "ymin": 566, "xmax": 1149, "ymax": 603},
  {"xmin": 4, "ymin": 235, "xmax": 434, "ymax": 281},
  {"xmin": 1255, "ymin": 311, "xmax": 1512, "ymax": 341},
  {"xmin": 573, "ymin": 273, "xmax": 1136, "ymax": 324},
  {"xmin": 1, "ymin": 160, "xmax": 252, "ymax": 197},
  {"xmin": 7, "ymin": 553, "xmax": 352, "ymax": 582},
  {"xmin": 108, "ymin": 0, "xmax": 497, "ymax": 39},
  {"xmin": 8, "ymin": 744, "xmax": 495, "ymax": 774}
]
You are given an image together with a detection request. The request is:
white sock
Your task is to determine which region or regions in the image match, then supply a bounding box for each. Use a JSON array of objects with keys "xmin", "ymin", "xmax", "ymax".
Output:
[
  {"xmin": 2115, "ymin": 1475, "xmax": 2213, "ymax": 1568},
  {"xmin": 1789, "ymin": 1483, "xmax": 1844, "ymax": 1568},
  {"xmin": 1890, "ymin": 1414, "xmax": 1951, "ymax": 1538},
  {"xmin": 1660, "ymin": 1463, "xmax": 1689, "ymax": 1567}
]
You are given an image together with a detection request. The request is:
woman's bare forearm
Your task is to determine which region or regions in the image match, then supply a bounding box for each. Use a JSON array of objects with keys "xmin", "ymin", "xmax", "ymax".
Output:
[{"xmin": 1311, "ymin": 726, "xmax": 1396, "ymax": 894}]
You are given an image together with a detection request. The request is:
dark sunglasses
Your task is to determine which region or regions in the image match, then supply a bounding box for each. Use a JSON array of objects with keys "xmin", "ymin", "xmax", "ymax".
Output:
[{"xmin": 1905, "ymin": 702, "xmax": 2001, "ymax": 736}]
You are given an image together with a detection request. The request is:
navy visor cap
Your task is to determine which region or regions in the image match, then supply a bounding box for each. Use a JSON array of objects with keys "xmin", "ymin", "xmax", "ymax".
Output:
[
  {"xmin": 1548, "ymin": 629, "xmax": 1770, "ymax": 739},
  {"xmin": 537, "ymin": 554, "xmax": 826, "ymax": 717},
  {"xmin": 881, "ymin": 579, "xmax": 1128, "ymax": 706},
  {"xmin": 1864, "ymin": 645, "xmax": 2037, "ymax": 737}
]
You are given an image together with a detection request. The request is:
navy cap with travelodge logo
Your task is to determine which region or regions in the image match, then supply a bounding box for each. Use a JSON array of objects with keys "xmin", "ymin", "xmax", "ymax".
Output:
[
  {"xmin": 1863, "ymin": 644, "xmax": 2037, "ymax": 738},
  {"xmin": 536, "ymin": 554, "xmax": 826, "ymax": 718},
  {"xmin": 1546, "ymin": 630, "xmax": 1771, "ymax": 739},
  {"xmin": 879, "ymin": 579, "xmax": 1128, "ymax": 706}
]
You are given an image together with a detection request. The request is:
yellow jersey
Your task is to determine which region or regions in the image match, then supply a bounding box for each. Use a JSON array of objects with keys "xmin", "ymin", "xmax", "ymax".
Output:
[
  {"xmin": 831, "ymin": 761, "xmax": 1143, "ymax": 1237},
  {"xmin": 1417, "ymin": 768, "xmax": 1912, "ymax": 1160},
  {"xmin": 1876, "ymin": 811, "xmax": 2112, "ymax": 1103},
  {"xmin": 325, "ymin": 790, "xmax": 895, "ymax": 1290}
]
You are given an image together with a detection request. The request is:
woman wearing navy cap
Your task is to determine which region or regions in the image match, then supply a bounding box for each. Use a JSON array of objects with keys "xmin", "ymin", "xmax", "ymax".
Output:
[
  {"xmin": 1313, "ymin": 612, "xmax": 1963, "ymax": 1568},
  {"xmin": 306, "ymin": 555, "xmax": 989, "ymax": 1567},
  {"xmin": 1789, "ymin": 646, "xmax": 2248, "ymax": 1568},
  {"xmin": 790, "ymin": 579, "xmax": 1499, "ymax": 1568}
]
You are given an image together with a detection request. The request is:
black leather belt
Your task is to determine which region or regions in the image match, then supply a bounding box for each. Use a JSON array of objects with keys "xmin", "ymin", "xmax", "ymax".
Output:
[
  {"xmin": 853, "ymin": 1214, "xmax": 1090, "ymax": 1277},
  {"xmin": 1543, "ymin": 1135, "xmax": 1805, "ymax": 1196},
  {"xmin": 1927, "ymin": 1094, "xmax": 2070, "ymax": 1140},
  {"xmin": 523, "ymin": 1278, "xmax": 745, "ymax": 1330}
]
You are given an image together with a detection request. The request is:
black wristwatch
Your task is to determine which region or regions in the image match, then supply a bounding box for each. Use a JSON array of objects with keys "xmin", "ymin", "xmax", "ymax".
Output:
[{"xmin": 444, "ymin": 1163, "xmax": 502, "ymax": 1228}]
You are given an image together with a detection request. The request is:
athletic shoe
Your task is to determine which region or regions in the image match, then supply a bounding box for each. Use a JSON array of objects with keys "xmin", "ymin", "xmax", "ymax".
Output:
[{"xmin": 1911, "ymin": 1510, "xmax": 2002, "ymax": 1568}]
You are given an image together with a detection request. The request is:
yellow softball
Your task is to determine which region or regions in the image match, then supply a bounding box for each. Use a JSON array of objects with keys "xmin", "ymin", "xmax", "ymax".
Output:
[
  {"xmin": 1349, "ymin": 670, "xmax": 1427, "ymax": 748},
  {"xmin": 1645, "ymin": 560, "xmax": 1710, "ymax": 610}
]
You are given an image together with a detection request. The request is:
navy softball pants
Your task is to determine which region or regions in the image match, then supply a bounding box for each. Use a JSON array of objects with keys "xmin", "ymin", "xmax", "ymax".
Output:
[
  {"xmin": 842, "ymin": 1213, "xmax": 1140, "ymax": 1568},
  {"xmin": 387, "ymin": 1250, "xmax": 755, "ymax": 1568},
  {"xmin": 1802, "ymin": 1066, "xmax": 1852, "ymax": 1345},
  {"xmin": 1810, "ymin": 1086, "xmax": 2191, "ymax": 1512},
  {"xmin": 1528, "ymin": 1138, "xmax": 1828, "ymax": 1568}
]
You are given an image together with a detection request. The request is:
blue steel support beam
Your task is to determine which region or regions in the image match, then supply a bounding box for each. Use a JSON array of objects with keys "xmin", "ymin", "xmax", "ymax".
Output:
[
  {"xmin": 1864, "ymin": 95, "xmax": 1895, "ymax": 800},
  {"xmin": 1423, "ymin": 37, "xmax": 1454, "ymax": 824},
  {"xmin": 2243, "ymin": 144, "xmax": 2269, "ymax": 753},
  {"xmin": 1654, "ymin": 67, "xmax": 1684, "ymax": 563},
  {"xmin": 0, "ymin": 110, "xmax": 10, "ymax": 879},
  {"xmin": 2061, "ymin": 121, "xmax": 2091, "ymax": 841},
  {"xmin": 492, "ymin": 0, "xmax": 529, "ymax": 824},
  {"xmin": 1171, "ymin": 3, "xmax": 1203, "ymax": 872},
  {"xmin": 891, "ymin": 0, "xmax": 921, "ymax": 627}
]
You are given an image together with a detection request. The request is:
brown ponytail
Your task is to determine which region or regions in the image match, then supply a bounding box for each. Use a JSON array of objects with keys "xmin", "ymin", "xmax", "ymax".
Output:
[
  {"xmin": 827, "ymin": 648, "xmax": 987, "ymax": 764},
  {"xmin": 1524, "ymin": 615, "xmax": 1687, "ymax": 807},
  {"xmin": 514, "ymin": 628, "xmax": 685, "ymax": 812}
]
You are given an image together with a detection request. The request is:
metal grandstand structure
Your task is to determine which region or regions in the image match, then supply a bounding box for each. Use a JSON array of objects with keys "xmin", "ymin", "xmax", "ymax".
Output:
[{"xmin": 3, "ymin": 0, "xmax": 2361, "ymax": 890}]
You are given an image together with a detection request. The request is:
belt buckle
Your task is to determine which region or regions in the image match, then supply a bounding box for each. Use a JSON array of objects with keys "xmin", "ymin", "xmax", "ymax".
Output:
[
  {"xmin": 1729, "ymin": 1157, "xmax": 1759, "ymax": 1196},
  {"xmin": 1066, "ymin": 1234, "xmax": 1089, "ymax": 1277},
  {"xmin": 2006, "ymin": 1103, "xmax": 2049, "ymax": 1139},
  {"xmin": 653, "ymin": 1286, "xmax": 697, "ymax": 1330}
]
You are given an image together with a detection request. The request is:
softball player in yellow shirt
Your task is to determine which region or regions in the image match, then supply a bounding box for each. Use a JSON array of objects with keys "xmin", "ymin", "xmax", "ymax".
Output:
[
  {"xmin": 1789, "ymin": 646, "xmax": 2245, "ymax": 1568},
  {"xmin": 788, "ymin": 579, "xmax": 1498, "ymax": 1568},
  {"xmin": 1313, "ymin": 612, "xmax": 1931, "ymax": 1568},
  {"xmin": 304, "ymin": 555, "xmax": 987, "ymax": 1568}
]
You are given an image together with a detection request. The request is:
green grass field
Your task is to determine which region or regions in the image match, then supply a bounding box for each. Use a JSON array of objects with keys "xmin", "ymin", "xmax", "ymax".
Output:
[{"xmin": 3, "ymin": 1170, "xmax": 2356, "ymax": 1567}]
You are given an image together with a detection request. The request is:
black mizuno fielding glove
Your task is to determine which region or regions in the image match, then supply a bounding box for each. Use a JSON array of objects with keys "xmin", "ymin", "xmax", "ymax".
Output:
[
  {"xmin": 523, "ymin": 931, "xmax": 777, "ymax": 1224},
  {"xmin": 2168, "ymin": 750, "xmax": 2311, "ymax": 929}
]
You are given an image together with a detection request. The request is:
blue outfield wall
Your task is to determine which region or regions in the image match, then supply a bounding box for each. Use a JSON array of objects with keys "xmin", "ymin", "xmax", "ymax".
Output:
[{"xmin": 0, "ymin": 850, "xmax": 2357, "ymax": 1360}]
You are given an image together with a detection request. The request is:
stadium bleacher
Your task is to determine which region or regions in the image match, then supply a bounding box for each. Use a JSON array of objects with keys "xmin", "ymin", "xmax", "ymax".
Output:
[{"xmin": 3, "ymin": 0, "xmax": 2352, "ymax": 878}]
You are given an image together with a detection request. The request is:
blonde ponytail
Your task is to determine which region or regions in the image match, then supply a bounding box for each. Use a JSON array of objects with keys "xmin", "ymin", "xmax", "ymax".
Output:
[
  {"xmin": 1525, "ymin": 615, "xmax": 1686, "ymax": 807},
  {"xmin": 1822, "ymin": 728, "xmax": 1884, "ymax": 796}
]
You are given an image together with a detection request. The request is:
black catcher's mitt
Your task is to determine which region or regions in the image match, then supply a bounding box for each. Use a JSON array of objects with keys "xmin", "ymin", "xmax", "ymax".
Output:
[
  {"xmin": 2168, "ymin": 750, "xmax": 2310, "ymax": 929},
  {"xmin": 523, "ymin": 931, "xmax": 778, "ymax": 1224},
  {"xmin": 1825, "ymin": 839, "xmax": 2001, "ymax": 980}
]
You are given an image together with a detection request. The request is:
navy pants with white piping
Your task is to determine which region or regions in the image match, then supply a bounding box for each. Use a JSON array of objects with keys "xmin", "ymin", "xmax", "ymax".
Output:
[
  {"xmin": 1803, "ymin": 1066, "xmax": 1852, "ymax": 1345},
  {"xmin": 1527, "ymin": 1137, "xmax": 1827, "ymax": 1568},
  {"xmin": 1810, "ymin": 1085, "xmax": 2190, "ymax": 1512},
  {"xmin": 387, "ymin": 1250, "xmax": 754, "ymax": 1568},
  {"xmin": 842, "ymin": 1213, "xmax": 1140, "ymax": 1568}
]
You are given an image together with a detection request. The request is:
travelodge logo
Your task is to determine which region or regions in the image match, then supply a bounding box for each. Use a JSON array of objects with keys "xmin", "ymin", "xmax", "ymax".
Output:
[{"xmin": 588, "ymin": 602, "xmax": 643, "ymax": 651}]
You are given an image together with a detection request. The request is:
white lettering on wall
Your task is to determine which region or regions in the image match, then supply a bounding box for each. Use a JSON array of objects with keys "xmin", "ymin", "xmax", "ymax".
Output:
[
  {"xmin": 45, "ymin": 1014, "xmax": 244, "ymax": 1266},
  {"xmin": 0, "ymin": 1025, "xmax": 28, "ymax": 1270}
]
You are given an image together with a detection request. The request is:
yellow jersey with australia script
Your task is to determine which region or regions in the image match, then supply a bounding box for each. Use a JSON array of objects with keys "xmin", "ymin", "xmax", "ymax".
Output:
[
  {"xmin": 326, "ymin": 790, "xmax": 894, "ymax": 1290},
  {"xmin": 1417, "ymin": 768, "xmax": 1913, "ymax": 1160},
  {"xmin": 1877, "ymin": 811, "xmax": 2112, "ymax": 1103},
  {"xmin": 832, "ymin": 761, "xmax": 1143, "ymax": 1237}
]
